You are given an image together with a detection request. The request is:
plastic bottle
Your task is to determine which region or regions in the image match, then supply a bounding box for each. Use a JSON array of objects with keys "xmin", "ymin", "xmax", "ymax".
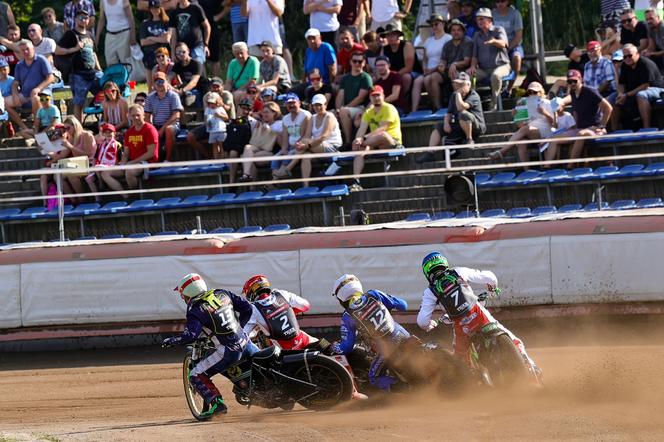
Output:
[{"xmin": 59, "ymin": 99, "xmax": 67, "ymax": 118}]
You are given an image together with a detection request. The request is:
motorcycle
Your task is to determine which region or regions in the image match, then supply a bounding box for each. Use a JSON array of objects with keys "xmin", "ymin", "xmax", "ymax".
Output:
[{"xmin": 182, "ymin": 338, "xmax": 354, "ymax": 421}]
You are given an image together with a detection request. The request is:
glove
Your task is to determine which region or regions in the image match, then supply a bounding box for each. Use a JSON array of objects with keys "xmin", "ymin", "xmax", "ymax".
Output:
[
  {"xmin": 437, "ymin": 314, "xmax": 453, "ymax": 326},
  {"xmin": 487, "ymin": 284, "xmax": 502, "ymax": 296},
  {"xmin": 161, "ymin": 337, "xmax": 176, "ymax": 348}
]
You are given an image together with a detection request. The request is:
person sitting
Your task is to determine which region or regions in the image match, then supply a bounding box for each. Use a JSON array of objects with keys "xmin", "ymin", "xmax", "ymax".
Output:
[
  {"xmin": 492, "ymin": 0, "xmax": 524, "ymax": 94},
  {"xmin": 362, "ymin": 30, "xmax": 383, "ymax": 72},
  {"xmin": 380, "ymin": 24, "xmax": 420, "ymax": 104},
  {"xmin": 350, "ymin": 85, "xmax": 402, "ymax": 191},
  {"xmin": 596, "ymin": 18, "xmax": 621, "ymax": 57},
  {"xmin": 620, "ymin": 8, "xmax": 649, "ymax": 52},
  {"xmin": 26, "ymin": 24, "xmax": 56, "ymax": 66},
  {"xmin": 85, "ymin": 122, "xmax": 120, "ymax": 200},
  {"xmin": 0, "ymin": 57, "xmax": 14, "ymax": 101},
  {"xmin": 100, "ymin": 81, "xmax": 130, "ymax": 135},
  {"xmin": 0, "ymin": 25, "xmax": 20, "ymax": 75},
  {"xmin": 257, "ymin": 40, "xmax": 291, "ymax": 95},
  {"xmin": 272, "ymin": 93, "xmax": 311, "ymax": 179},
  {"xmin": 432, "ymin": 19, "xmax": 473, "ymax": 110},
  {"xmin": 237, "ymin": 101, "xmax": 282, "ymax": 182},
  {"xmin": 303, "ymin": 28, "xmax": 337, "ymax": 87},
  {"xmin": 583, "ymin": 40, "xmax": 616, "ymax": 100},
  {"xmin": 337, "ymin": 27, "xmax": 366, "ymax": 79},
  {"xmin": 224, "ymin": 98, "xmax": 257, "ymax": 183},
  {"xmin": 203, "ymin": 91, "xmax": 228, "ymax": 160},
  {"xmin": 643, "ymin": 8, "xmax": 664, "ymax": 70},
  {"xmin": 225, "ymin": 41, "xmax": 260, "ymax": 104},
  {"xmin": 144, "ymin": 70, "xmax": 183, "ymax": 161},
  {"xmin": 304, "ymin": 68, "xmax": 333, "ymax": 111},
  {"xmin": 172, "ymin": 41, "xmax": 208, "ymax": 107},
  {"xmin": 19, "ymin": 89, "xmax": 61, "ymax": 138},
  {"xmin": 139, "ymin": 0, "xmax": 172, "ymax": 91},
  {"xmin": 412, "ymin": 14, "xmax": 451, "ymax": 112},
  {"xmin": 59, "ymin": 116, "xmax": 97, "ymax": 203},
  {"xmin": 373, "ymin": 55, "xmax": 406, "ymax": 115},
  {"xmin": 150, "ymin": 47, "xmax": 176, "ymax": 90},
  {"xmin": 457, "ymin": 0, "xmax": 478, "ymax": 37},
  {"xmin": 549, "ymin": 43, "xmax": 590, "ymax": 98},
  {"xmin": 39, "ymin": 124, "xmax": 72, "ymax": 204},
  {"xmin": 336, "ymin": 51, "xmax": 372, "ymax": 147}
]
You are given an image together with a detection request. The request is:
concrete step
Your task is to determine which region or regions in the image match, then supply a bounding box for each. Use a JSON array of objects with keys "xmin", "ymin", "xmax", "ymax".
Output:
[
  {"xmin": 0, "ymin": 178, "xmax": 41, "ymax": 192},
  {"xmin": 0, "ymin": 137, "xmax": 31, "ymax": 148},
  {"xmin": 0, "ymin": 158, "xmax": 47, "ymax": 174},
  {"xmin": 0, "ymin": 146, "xmax": 44, "ymax": 160}
]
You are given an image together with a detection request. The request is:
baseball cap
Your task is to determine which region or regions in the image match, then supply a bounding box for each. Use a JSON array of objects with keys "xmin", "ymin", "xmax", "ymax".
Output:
[
  {"xmin": 563, "ymin": 44, "xmax": 576, "ymax": 58},
  {"xmin": 449, "ymin": 19, "xmax": 467, "ymax": 31},
  {"xmin": 375, "ymin": 55, "xmax": 390, "ymax": 64},
  {"xmin": 284, "ymin": 93, "xmax": 300, "ymax": 103},
  {"xmin": 261, "ymin": 88, "xmax": 276, "ymax": 98},
  {"xmin": 311, "ymin": 94, "xmax": 327, "ymax": 105},
  {"xmin": 586, "ymin": 40, "xmax": 601, "ymax": 52},
  {"xmin": 526, "ymin": 81, "xmax": 543, "ymax": 93},
  {"xmin": 38, "ymin": 89, "xmax": 52, "ymax": 96},
  {"xmin": 153, "ymin": 71, "xmax": 167, "ymax": 81},
  {"xmin": 567, "ymin": 69, "xmax": 582, "ymax": 80},
  {"xmin": 148, "ymin": 0, "xmax": 161, "ymax": 7},
  {"xmin": 76, "ymin": 10, "xmax": 90, "ymax": 17},
  {"xmin": 259, "ymin": 40, "xmax": 273, "ymax": 48},
  {"xmin": 611, "ymin": 50, "xmax": 624, "ymax": 61},
  {"xmin": 0, "ymin": 57, "xmax": 8, "ymax": 68},
  {"xmin": 100, "ymin": 123, "xmax": 116, "ymax": 133},
  {"xmin": 305, "ymin": 28, "xmax": 321, "ymax": 38},
  {"xmin": 210, "ymin": 76, "xmax": 223, "ymax": 86},
  {"xmin": 239, "ymin": 97, "xmax": 253, "ymax": 107},
  {"xmin": 453, "ymin": 72, "xmax": 472, "ymax": 84},
  {"xmin": 369, "ymin": 85, "xmax": 384, "ymax": 95},
  {"xmin": 428, "ymin": 14, "xmax": 445, "ymax": 25},
  {"xmin": 205, "ymin": 92, "xmax": 220, "ymax": 103},
  {"xmin": 475, "ymin": 8, "xmax": 492, "ymax": 19}
]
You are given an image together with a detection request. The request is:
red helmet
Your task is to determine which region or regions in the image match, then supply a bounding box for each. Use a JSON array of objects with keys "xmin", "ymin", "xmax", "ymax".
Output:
[{"xmin": 242, "ymin": 274, "xmax": 271, "ymax": 301}]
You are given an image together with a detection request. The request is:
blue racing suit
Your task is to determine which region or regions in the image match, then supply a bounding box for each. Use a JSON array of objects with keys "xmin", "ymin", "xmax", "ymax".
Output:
[
  {"xmin": 164, "ymin": 289, "xmax": 259, "ymax": 403},
  {"xmin": 332, "ymin": 289, "xmax": 410, "ymax": 391}
]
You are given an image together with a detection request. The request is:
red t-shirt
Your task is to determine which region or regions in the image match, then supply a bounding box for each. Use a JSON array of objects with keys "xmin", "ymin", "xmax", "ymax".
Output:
[
  {"xmin": 337, "ymin": 43, "xmax": 365, "ymax": 75},
  {"xmin": 376, "ymin": 70, "xmax": 406, "ymax": 111},
  {"xmin": 124, "ymin": 122, "xmax": 159, "ymax": 163}
]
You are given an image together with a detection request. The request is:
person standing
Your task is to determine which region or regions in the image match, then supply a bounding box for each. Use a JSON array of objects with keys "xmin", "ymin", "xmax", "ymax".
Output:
[
  {"xmin": 244, "ymin": 0, "xmax": 285, "ymax": 58},
  {"xmin": 169, "ymin": 0, "xmax": 211, "ymax": 64},
  {"xmin": 96, "ymin": 0, "xmax": 137, "ymax": 66},
  {"xmin": 303, "ymin": 0, "xmax": 342, "ymax": 46}
]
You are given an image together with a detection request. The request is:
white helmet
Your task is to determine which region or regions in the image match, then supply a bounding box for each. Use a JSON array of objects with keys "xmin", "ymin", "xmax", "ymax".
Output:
[
  {"xmin": 175, "ymin": 273, "xmax": 208, "ymax": 298},
  {"xmin": 332, "ymin": 274, "xmax": 363, "ymax": 302}
]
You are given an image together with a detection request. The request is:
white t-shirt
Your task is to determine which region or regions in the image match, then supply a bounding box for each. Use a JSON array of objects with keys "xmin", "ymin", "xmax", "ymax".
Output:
[
  {"xmin": 371, "ymin": 0, "xmax": 399, "ymax": 23},
  {"xmin": 205, "ymin": 107, "xmax": 226, "ymax": 134},
  {"xmin": 309, "ymin": 0, "xmax": 342, "ymax": 32},
  {"xmin": 423, "ymin": 33, "xmax": 452, "ymax": 70},
  {"xmin": 556, "ymin": 112, "xmax": 576, "ymax": 131},
  {"xmin": 34, "ymin": 38, "xmax": 57, "ymax": 57},
  {"xmin": 282, "ymin": 109, "xmax": 311, "ymax": 147},
  {"xmin": 246, "ymin": 0, "xmax": 284, "ymax": 47}
]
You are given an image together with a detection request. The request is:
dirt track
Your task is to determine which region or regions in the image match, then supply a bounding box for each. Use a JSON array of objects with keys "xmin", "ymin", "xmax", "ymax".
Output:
[{"xmin": 2, "ymin": 319, "xmax": 664, "ymax": 441}]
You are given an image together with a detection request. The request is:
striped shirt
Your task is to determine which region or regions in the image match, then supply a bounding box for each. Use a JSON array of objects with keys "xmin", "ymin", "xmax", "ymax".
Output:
[
  {"xmin": 601, "ymin": 0, "xmax": 630, "ymax": 16},
  {"xmin": 583, "ymin": 57, "xmax": 616, "ymax": 93},
  {"xmin": 144, "ymin": 90, "xmax": 183, "ymax": 127},
  {"xmin": 230, "ymin": 5, "xmax": 248, "ymax": 24}
]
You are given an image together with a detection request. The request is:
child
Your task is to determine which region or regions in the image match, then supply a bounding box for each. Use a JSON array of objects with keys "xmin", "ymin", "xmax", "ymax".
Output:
[
  {"xmin": 20, "ymin": 90, "xmax": 61, "ymax": 138},
  {"xmin": 86, "ymin": 123, "xmax": 120, "ymax": 201},
  {"xmin": 204, "ymin": 92, "xmax": 228, "ymax": 160}
]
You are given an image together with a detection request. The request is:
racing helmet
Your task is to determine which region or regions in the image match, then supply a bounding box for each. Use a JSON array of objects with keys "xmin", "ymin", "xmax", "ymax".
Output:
[
  {"xmin": 243, "ymin": 274, "xmax": 271, "ymax": 301},
  {"xmin": 175, "ymin": 273, "xmax": 208, "ymax": 299},
  {"xmin": 422, "ymin": 252, "xmax": 449, "ymax": 284},
  {"xmin": 332, "ymin": 274, "xmax": 363, "ymax": 303}
]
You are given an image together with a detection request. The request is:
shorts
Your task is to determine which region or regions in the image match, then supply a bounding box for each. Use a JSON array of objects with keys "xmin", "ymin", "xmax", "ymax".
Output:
[
  {"xmin": 322, "ymin": 143, "xmax": 340, "ymax": 153},
  {"xmin": 208, "ymin": 131, "xmax": 227, "ymax": 144},
  {"xmin": 344, "ymin": 106, "xmax": 364, "ymax": 119},
  {"xmin": 636, "ymin": 86, "xmax": 664, "ymax": 103},
  {"xmin": 191, "ymin": 45, "xmax": 206, "ymax": 65},
  {"xmin": 509, "ymin": 45, "xmax": 525, "ymax": 60},
  {"xmin": 71, "ymin": 72, "xmax": 101, "ymax": 106}
]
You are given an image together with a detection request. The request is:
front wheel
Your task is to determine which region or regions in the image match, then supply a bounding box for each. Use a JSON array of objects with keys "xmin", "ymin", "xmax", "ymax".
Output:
[
  {"xmin": 292, "ymin": 355, "xmax": 353, "ymax": 410},
  {"xmin": 182, "ymin": 355, "xmax": 211, "ymax": 421}
]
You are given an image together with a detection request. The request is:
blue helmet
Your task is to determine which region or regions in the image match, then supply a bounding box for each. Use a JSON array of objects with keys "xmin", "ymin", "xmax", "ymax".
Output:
[{"xmin": 422, "ymin": 252, "xmax": 449, "ymax": 283}]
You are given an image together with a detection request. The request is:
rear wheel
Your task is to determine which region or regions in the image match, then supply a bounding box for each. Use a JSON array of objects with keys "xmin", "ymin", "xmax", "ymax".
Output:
[
  {"xmin": 487, "ymin": 334, "xmax": 530, "ymax": 388},
  {"xmin": 182, "ymin": 355, "xmax": 211, "ymax": 421},
  {"xmin": 292, "ymin": 355, "xmax": 353, "ymax": 410}
]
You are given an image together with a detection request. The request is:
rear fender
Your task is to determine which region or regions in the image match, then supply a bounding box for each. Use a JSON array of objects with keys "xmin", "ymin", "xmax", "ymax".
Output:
[{"xmin": 281, "ymin": 350, "xmax": 321, "ymax": 366}]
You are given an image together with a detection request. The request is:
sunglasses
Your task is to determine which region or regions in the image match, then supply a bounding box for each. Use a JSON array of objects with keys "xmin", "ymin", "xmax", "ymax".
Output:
[
  {"xmin": 621, "ymin": 17, "xmax": 634, "ymax": 24},
  {"xmin": 135, "ymin": 99, "xmax": 145, "ymax": 103},
  {"xmin": 156, "ymin": 54, "xmax": 167, "ymax": 59},
  {"xmin": 623, "ymin": 53, "xmax": 634, "ymax": 59},
  {"xmin": 28, "ymin": 29, "xmax": 38, "ymax": 33},
  {"xmin": 39, "ymin": 97, "xmax": 51, "ymax": 102},
  {"xmin": 526, "ymin": 90, "xmax": 538, "ymax": 96},
  {"xmin": 76, "ymin": 16, "xmax": 89, "ymax": 20},
  {"xmin": 155, "ymin": 79, "xmax": 166, "ymax": 84},
  {"xmin": 351, "ymin": 59, "xmax": 364, "ymax": 64},
  {"xmin": 310, "ymin": 77, "xmax": 321, "ymax": 81},
  {"xmin": 566, "ymin": 79, "xmax": 578, "ymax": 84}
]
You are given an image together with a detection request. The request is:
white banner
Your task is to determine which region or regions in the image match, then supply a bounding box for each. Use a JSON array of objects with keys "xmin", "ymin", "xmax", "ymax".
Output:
[{"xmin": 0, "ymin": 265, "xmax": 21, "ymax": 328}]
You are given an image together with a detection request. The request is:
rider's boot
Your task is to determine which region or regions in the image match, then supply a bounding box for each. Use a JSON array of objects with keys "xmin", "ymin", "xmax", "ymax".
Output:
[{"xmin": 200, "ymin": 396, "xmax": 228, "ymax": 418}]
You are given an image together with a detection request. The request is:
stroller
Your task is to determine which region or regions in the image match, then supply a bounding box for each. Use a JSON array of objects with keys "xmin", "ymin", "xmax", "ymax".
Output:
[{"xmin": 83, "ymin": 63, "xmax": 133, "ymax": 124}]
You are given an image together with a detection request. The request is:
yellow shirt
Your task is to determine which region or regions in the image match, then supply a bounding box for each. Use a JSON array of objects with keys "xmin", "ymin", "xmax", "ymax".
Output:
[{"xmin": 361, "ymin": 102, "xmax": 402, "ymax": 144}]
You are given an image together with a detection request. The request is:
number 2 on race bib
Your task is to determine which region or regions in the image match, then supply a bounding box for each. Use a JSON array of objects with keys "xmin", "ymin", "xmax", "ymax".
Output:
[
  {"xmin": 369, "ymin": 309, "xmax": 385, "ymax": 330},
  {"xmin": 279, "ymin": 315, "xmax": 290, "ymax": 331}
]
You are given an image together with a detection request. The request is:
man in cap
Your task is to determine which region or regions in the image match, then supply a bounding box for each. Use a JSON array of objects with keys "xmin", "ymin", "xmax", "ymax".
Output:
[
  {"xmin": 373, "ymin": 55, "xmax": 406, "ymax": 114},
  {"xmin": 63, "ymin": 0, "xmax": 96, "ymax": 32},
  {"xmin": 303, "ymin": 28, "xmax": 337, "ymax": 85},
  {"xmin": 549, "ymin": 43, "xmax": 590, "ymax": 98},
  {"xmin": 350, "ymin": 85, "xmax": 402, "ymax": 191},
  {"xmin": 381, "ymin": 24, "xmax": 420, "ymax": 101},
  {"xmin": 209, "ymin": 76, "xmax": 235, "ymax": 118},
  {"xmin": 467, "ymin": 7, "xmax": 511, "ymax": 111},
  {"xmin": 303, "ymin": 0, "xmax": 342, "ymax": 46},
  {"xmin": 272, "ymin": 93, "xmax": 311, "ymax": 179},
  {"xmin": 258, "ymin": 40, "xmax": 291, "ymax": 94},
  {"xmin": 544, "ymin": 69, "xmax": 612, "ymax": 164},
  {"xmin": 224, "ymin": 97, "xmax": 257, "ymax": 183},
  {"xmin": 0, "ymin": 57, "xmax": 13, "ymax": 100},
  {"xmin": 144, "ymin": 70, "xmax": 183, "ymax": 161},
  {"xmin": 337, "ymin": 51, "xmax": 373, "ymax": 146},
  {"xmin": 583, "ymin": 40, "xmax": 616, "ymax": 98}
]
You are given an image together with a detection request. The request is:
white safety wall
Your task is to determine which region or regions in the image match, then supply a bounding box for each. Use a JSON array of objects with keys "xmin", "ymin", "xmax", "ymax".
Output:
[{"xmin": 2, "ymin": 233, "xmax": 663, "ymax": 328}]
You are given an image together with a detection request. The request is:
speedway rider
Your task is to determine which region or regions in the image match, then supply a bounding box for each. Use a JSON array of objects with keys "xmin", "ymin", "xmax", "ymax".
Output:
[
  {"xmin": 162, "ymin": 273, "xmax": 259, "ymax": 418},
  {"xmin": 330, "ymin": 274, "xmax": 410, "ymax": 391},
  {"xmin": 417, "ymin": 252, "xmax": 541, "ymax": 382}
]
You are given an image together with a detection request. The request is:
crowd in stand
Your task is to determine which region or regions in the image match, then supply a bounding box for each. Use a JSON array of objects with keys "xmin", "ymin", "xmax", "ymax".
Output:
[{"xmin": 0, "ymin": 1, "xmax": 663, "ymax": 201}]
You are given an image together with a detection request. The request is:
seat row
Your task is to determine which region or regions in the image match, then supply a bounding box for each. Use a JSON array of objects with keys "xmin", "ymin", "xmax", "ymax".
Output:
[{"xmin": 404, "ymin": 198, "xmax": 664, "ymax": 221}]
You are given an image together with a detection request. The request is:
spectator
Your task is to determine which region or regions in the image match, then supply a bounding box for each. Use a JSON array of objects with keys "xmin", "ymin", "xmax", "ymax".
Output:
[
  {"xmin": 467, "ymin": 8, "xmax": 511, "ymax": 111},
  {"xmin": 103, "ymin": 104, "xmax": 160, "ymax": 192},
  {"xmin": 544, "ymin": 70, "xmax": 612, "ymax": 163},
  {"xmin": 197, "ymin": 0, "xmax": 224, "ymax": 77},
  {"xmin": 39, "ymin": 124, "xmax": 71, "ymax": 201},
  {"xmin": 583, "ymin": 40, "xmax": 616, "ymax": 99},
  {"xmin": 86, "ymin": 122, "xmax": 120, "ymax": 200},
  {"xmin": 492, "ymin": 0, "xmax": 523, "ymax": 94},
  {"xmin": 244, "ymin": 81, "xmax": 264, "ymax": 114},
  {"xmin": 63, "ymin": 0, "xmax": 96, "ymax": 32},
  {"xmin": 96, "ymin": 0, "xmax": 137, "ymax": 67},
  {"xmin": 138, "ymin": 0, "xmax": 178, "ymax": 13},
  {"xmin": 221, "ymin": 0, "xmax": 249, "ymax": 44},
  {"xmin": 19, "ymin": 89, "xmax": 61, "ymax": 138},
  {"xmin": 304, "ymin": 68, "xmax": 334, "ymax": 109},
  {"xmin": 169, "ymin": 0, "xmax": 210, "ymax": 64},
  {"xmin": 431, "ymin": 19, "xmax": 472, "ymax": 110},
  {"xmin": 209, "ymin": 77, "xmax": 235, "ymax": 118},
  {"xmin": 60, "ymin": 116, "xmax": 97, "ymax": 203},
  {"xmin": 337, "ymin": 27, "xmax": 365, "ymax": 77},
  {"xmin": 373, "ymin": 55, "xmax": 406, "ymax": 114},
  {"xmin": 339, "ymin": 0, "xmax": 368, "ymax": 41},
  {"xmin": 337, "ymin": 51, "xmax": 373, "ymax": 145},
  {"xmin": 620, "ymin": 8, "xmax": 649, "ymax": 52},
  {"xmin": 134, "ymin": 92, "xmax": 147, "ymax": 107},
  {"xmin": 238, "ymin": 101, "xmax": 282, "ymax": 182},
  {"xmin": 412, "ymin": 14, "xmax": 452, "ymax": 112},
  {"xmin": 549, "ymin": 44, "xmax": 590, "ymax": 98},
  {"xmin": 0, "ymin": 25, "xmax": 20, "ymax": 74},
  {"xmin": 303, "ymin": 0, "xmax": 342, "ymax": 46},
  {"xmin": 613, "ymin": 43, "xmax": 664, "ymax": 128},
  {"xmin": 644, "ymin": 8, "xmax": 664, "ymax": 69},
  {"xmin": 362, "ymin": 30, "xmax": 382, "ymax": 71},
  {"xmin": 0, "ymin": 2, "xmax": 15, "ymax": 38},
  {"xmin": 55, "ymin": 10, "xmax": 102, "ymax": 122},
  {"xmin": 489, "ymin": 81, "xmax": 553, "ymax": 162},
  {"xmin": 41, "ymin": 8, "xmax": 65, "ymax": 43},
  {"xmin": 151, "ymin": 47, "xmax": 177, "ymax": 88},
  {"xmin": 27, "ymin": 24, "xmax": 56, "ymax": 65},
  {"xmin": 350, "ymin": 85, "xmax": 402, "ymax": 191},
  {"xmin": 442, "ymin": 72, "xmax": 485, "ymax": 144},
  {"xmin": 225, "ymin": 98, "xmax": 257, "ymax": 183},
  {"xmin": 601, "ymin": 0, "xmax": 631, "ymax": 23},
  {"xmin": 457, "ymin": 0, "xmax": 478, "ymax": 37},
  {"xmin": 101, "ymin": 81, "xmax": 130, "ymax": 134},
  {"xmin": 447, "ymin": 0, "xmax": 461, "ymax": 22},
  {"xmin": 369, "ymin": 0, "xmax": 411, "ymax": 32},
  {"xmin": 244, "ymin": 0, "xmax": 285, "ymax": 57},
  {"xmin": 293, "ymin": 93, "xmax": 342, "ymax": 185},
  {"xmin": 597, "ymin": 18, "xmax": 622, "ymax": 57},
  {"xmin": 5, "ymin": 39, "xmax": 55, "ymax": 133},
  {"xmin": 272, "ymin": 93, "xmax": 311, "ymax": 179},
  {"xmin": 381, "ymin": 24, "xmax": 421, "ymax": 102},
  {"xmin": 225, "ymin": 41, "xmax": 260, "ymax": 103},
  {"xmin": 261, "ymin": 87, "xmax": 277, "ymax": 103},
  {"xmin": 185, "ymin": 78, "xmax": 234, "ymax": 159},
  {"xmin": 303, "ymin": 28, "xmax": 337, "ymax": 85},
  {"xmin": 140, "ymin": 0, "xmax": 172, "ymax": 91},
  {"xmin": 203, "ymin": 91, "xmax": 228, "ymax": 160},
  {"xmin": 144, "ymin": 71, "xmax": 183, "ymax": 161},
  {"xmin": 258, "ymin": 40, "xmax": 291, "ymax": 94},
  {"xmin": 172, "ymin": 42, "xmax": 208, "ymax": 107},
  {"xmin": 0, "ymin": 57, "xmax": 13, "ymax": 99}
]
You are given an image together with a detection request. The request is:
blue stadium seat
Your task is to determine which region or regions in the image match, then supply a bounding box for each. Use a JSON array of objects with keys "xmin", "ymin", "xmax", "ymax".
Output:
[
  {"xmin": 156, "ymin": 231, "xmax": 179, "ymax": 236},
  {"xmin": 609, "ymin": 199, "xmax": 636, "ymax": 210},
  {"xmin": 642, "ymin": 162, "xmax": 664, "ymax": 176},
  {"xmin": 0, "ymin": 208, "xmax": 21, "ymax": 220},
  {"xmin": 235, "ymin": 191, "xmax": 265, "ymax": 203},
  {"xmin": 616, "ymin": 164, "xmax": 645, "ymax": 177},
  {"xmin": 455, "ymin": 210, "xmax": 477, "ymax": 219},
  {"xmin": 634, "ymin": 127, "xmax": 664, "ymax": 140},
  {"xmin": 583, "ymin": 201, "xmax": 610, "ymax": 211},
  {"xmin": 100, "ymin": 234, "xmax": 124, "ymax": 239},
  {"xmin": 10, "ymin": 207, "xmax": 48, "ymax": 220},
  {"xmin": 506, "ymin": 207, "xmax": 532, "ymax": 218},
  {"xmin": 594, "ymin": 129, "xmax": 632, "ymax": 144},
  {"xmin": 637, "ymin": 198, "xmax": 664, "ymax": 208},
  {"xmin": 97, "ymin": 201, "xmax": 128, "ymax": 214},
  {"xmin": 529, "ymin": 169, "xmax": 569, "ymax": 184},
  {"xmin": 76, "ymin": 236, "xmax": 97, "ymax": 240},
  {"xmin": 482, "ymin": 172, "xmax": 516, "ymax": 188},
  {"xmin": 154, "ymin": 197, "xmax": 182, "ymax": 209},
  {"xmin": 320, "ymin": 184, "xmax": 349, "ymax": 196},
  {"xmin": 480, "ymin": 208, "xmax": 506, "ymax": 218},
  {"xmin": 177, "ymin": 195, "xmax": 210, "ymax": 208},
  {"xmin": 405, "ymin": 212, "xmax": 431, "ymax": 222},
  {"xmin": 558, "ymin": 204, "xmax": 583, "ymax": 213},
  {"xmin": 43, "ymin": 205, "xmax": 75, "ymax": 218},
  {"xmin": 475, "ymin": 174, "xmax": 491, "ymax": 186},
  {"xmin": 592, "ymin": 166, "xmax": 619, "ymax": 180},
  {"xmin": 262, "ymin": 189, "xmax": 292, "ymax": 201},
  {"xmin": 176, "ymin": 128, "xmax": 189, "ymax": 142},
  {"xmin": 532, "ymin": 205, "xmax": 558, "ymax": 216},
  {"xmin": 432, "ymin": 108, "xmax": 448, "ymax": 117},
  {"xmin": 432, "ymin": 211, "xmax": 456, "ymax": 220},
  {"xmin": 210, "ymin": 227, "xmax": 235, "ymax": 234},
  {"xmin": 567, "ymin": 168, "xmax": 594, "ymax": 182},
  {"xmin": 400, "ymin": 110, "xmax": 434, "ymax": 124},
  {"xmin": 127, "ymin": 232, "xmax": 152, "ymax": 238},
  {"xmin": 287, "ymin": 187, "xmax": 321, "ymax": 200},
  {"xmin": 237, "ymin": 225, "xmax": 263, "ymax": 234},
  {"xmin": 205, "ymin": 193, "xmax": 237, "ymax": 206},
  {"xmin": 510, "ymin": 170, "xmax": 541, "ymax": 186},
  {"xmin": 264, "ymin": 224, "xmax": 291, "ymax": 232},
  {"xmin": 196, "ymin": 164, "xmax": 228, "ymax": 173},
  {"xmin": 70, "ymin": 203, "xmax": 101, "ymax": 216},
  {"xmin": 125, "ymin": 199, "xmax": 155, "ymax": 212}
]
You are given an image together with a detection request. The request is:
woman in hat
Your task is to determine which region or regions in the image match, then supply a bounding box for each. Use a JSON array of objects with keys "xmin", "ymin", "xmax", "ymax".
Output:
[
  {"xmin": 140, "ymin": 0, "xmax": 172, "ymax": 91},
  {"xmin": 412, "ymin": 14, "xmax": 452, "ymax": 111},
  {"xmin": 489, "ymin": 81, "xmax": 553, "ymax": 163}
]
